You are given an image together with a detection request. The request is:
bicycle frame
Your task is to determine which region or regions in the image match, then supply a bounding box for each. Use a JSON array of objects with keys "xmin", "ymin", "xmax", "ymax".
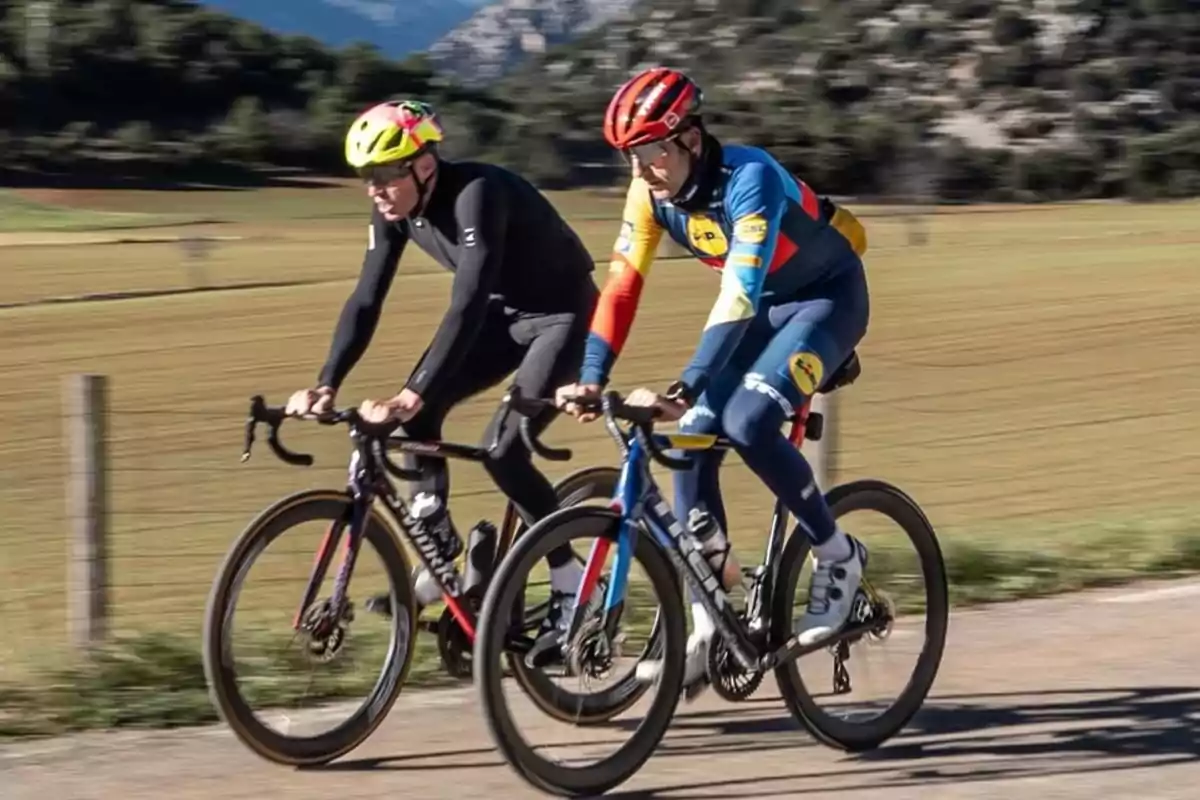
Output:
[
  {"xmin": 242, "ymin": 394, "xmax": 568, "ymax": 648},
  {"xmin": 565, "ymin": 395, "xmax": 877, "ymax": 674},
  {"xmin": 293, "ymin": 440, "xmax": 499, "ymax": 644}
]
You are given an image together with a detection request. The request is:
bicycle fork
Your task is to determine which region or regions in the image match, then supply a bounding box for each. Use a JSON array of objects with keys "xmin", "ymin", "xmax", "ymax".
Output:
[{"xmin": 291, "ymin": 499, "xmax": 367, "ymax": 632}]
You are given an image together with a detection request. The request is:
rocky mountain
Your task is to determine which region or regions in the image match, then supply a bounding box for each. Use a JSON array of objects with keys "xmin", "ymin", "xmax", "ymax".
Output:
[
  {"xmin": 428, "ymin": 0, "xmax": 639, "ymax": 84},
  {"xmin": 199, "ymin": 0, "xmax": 492, "ymax": 58}
]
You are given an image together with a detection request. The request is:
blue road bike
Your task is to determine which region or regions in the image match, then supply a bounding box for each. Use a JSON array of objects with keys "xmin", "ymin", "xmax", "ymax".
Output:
[{"xmin": 473, "ymin": 350, "xmax": 949, "ymax": 797}]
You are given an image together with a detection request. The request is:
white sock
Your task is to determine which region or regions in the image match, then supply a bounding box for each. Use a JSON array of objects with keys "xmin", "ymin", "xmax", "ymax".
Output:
[
  {"xmin": 814, "ymin": 529, "xmax": 853, "ymax": 563},
  {"xmin": 549, "ymin": 561, "xmax": 584, "ymax": 595}
]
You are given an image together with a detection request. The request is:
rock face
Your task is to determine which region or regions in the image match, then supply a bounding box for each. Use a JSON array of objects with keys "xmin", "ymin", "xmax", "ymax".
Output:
[{"xmin": 428, "ymin": 0, "xmax": 638, "ymax": 84}]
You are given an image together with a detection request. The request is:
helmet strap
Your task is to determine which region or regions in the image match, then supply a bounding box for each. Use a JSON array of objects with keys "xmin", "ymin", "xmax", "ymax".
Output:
[{"xmin": 407, "ymin": 149, "xmax": 440, "ymax": 219}]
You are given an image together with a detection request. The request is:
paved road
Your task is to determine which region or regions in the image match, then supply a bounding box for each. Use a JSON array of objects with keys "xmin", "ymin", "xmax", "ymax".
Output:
[{"xmin": 4, "ymin": 578, "xmax": 1199, "ymax": 799}]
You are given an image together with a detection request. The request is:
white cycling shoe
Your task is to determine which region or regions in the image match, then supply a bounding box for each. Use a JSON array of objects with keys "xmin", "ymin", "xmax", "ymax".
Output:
[
  {"xmin": 635, "ymin": 629, "xmax": 712, "ymax": 702},
  {"xmin": 795, "ymin": 534, "xmax": 868, "ymax": 647}
]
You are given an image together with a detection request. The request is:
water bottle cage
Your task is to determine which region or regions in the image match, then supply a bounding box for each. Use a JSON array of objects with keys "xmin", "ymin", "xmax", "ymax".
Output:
[{"xmin": 703, "ymin": 542, "xmax": 733, "ymax": 588}]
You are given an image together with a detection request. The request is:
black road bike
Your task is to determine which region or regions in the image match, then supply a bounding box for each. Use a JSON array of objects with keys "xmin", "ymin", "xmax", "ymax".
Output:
[{"xmin": 202, "ymin": 393, "xmax": 654, "ymax": 767}]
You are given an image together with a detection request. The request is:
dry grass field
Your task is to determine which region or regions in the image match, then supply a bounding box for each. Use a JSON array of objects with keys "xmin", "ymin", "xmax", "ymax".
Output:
[{"xmin": 2, "ymin": 183, "xmax": 1198, "ymax": 682}]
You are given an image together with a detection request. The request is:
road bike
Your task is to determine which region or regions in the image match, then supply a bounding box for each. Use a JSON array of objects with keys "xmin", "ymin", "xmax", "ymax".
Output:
[
  {"xmin": 202, "ymin": 392, "xmax": 648, "ymax": 767},
  {"xmin": 475, "ymin": 351, "xmax": 949, "ymax": 796}
]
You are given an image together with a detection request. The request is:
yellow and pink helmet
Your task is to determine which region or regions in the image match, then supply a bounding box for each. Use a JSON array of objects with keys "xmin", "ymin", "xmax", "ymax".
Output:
[{"xmin": 344, "ymin": 99, "xmax": 445, "ymax": 169}]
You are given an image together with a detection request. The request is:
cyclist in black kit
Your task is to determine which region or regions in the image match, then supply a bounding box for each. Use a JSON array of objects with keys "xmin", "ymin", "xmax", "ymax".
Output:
[{"xmin": 285, "ymin": 100, "xmax": 598, "ymax": 660}]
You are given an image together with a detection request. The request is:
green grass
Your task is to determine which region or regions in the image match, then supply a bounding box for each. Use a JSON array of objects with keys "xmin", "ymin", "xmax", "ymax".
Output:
[
  {"xmin": 0, "ymin": 190, "xmax": 1198, "ymax": 737},
  {"xmin": 0, "ymin": 190, "xmax": 212, "ymax": 232}
]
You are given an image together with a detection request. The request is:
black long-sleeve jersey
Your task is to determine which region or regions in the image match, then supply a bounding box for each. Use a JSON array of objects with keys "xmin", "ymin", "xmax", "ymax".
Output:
[{"xmin": 316, "ymin": 160, "xmax": 597, "ymax": 399}]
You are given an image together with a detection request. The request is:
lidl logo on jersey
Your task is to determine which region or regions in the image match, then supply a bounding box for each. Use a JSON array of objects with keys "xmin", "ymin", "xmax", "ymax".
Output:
[
  {"xmin": 686, "ymin": 216, "xmax": 728, "ymax": 257},
  {"xmin": 788, "ymin": 352, "xmax": 825, "ymax": 396},
  {"xmin": 734, "ymin": 214, "xmax": 768, "ymax": 244}
]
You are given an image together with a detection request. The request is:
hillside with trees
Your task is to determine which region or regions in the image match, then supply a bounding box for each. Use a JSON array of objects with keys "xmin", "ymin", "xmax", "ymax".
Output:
[
  {"xmin": 1, "ymin": 0, "xmax": 1197, "ymax": 200},
  {"xmin": 0, "ymin": 0, "xmax": 512, "ymax": 184},
  {"xmin": 496, "ymin": 0, "xmax": 1200, "ymax": 199}
]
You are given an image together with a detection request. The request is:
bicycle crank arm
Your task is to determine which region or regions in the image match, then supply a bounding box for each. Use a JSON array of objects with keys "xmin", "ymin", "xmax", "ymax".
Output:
[{"xmin": 760, "ymin": 619, "xmax": 879, "ymax": 670}]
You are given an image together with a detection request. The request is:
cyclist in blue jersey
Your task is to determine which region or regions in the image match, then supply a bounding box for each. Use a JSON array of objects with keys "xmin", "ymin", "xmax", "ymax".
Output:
[{"xmin": 556, "ymin": 67, "xmax": 873, "ymax": 697}]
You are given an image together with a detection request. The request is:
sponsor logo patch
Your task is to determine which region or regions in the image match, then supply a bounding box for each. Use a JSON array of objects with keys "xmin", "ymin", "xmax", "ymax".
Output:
[
  {"xmin": 686, "ymin": 216, "xmax": 728, "ymax": 257},
  {"xmin": 734, "ymin": 214, "xmax": 768, "ymax": 244},
  {"xmin": 787, "ymin": 352, "xmax": 825, "ymax": 396}
]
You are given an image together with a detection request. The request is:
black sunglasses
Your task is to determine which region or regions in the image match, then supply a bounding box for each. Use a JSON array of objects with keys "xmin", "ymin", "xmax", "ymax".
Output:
[{"xmin": 357, "ymin": 161, "xmax": 415, "ymax": 186}]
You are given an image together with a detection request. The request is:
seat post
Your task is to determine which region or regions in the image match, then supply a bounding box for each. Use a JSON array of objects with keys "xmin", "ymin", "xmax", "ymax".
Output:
[{"xmin": 788, "ymin": 397, "xmax": 813, "ymax": 449}]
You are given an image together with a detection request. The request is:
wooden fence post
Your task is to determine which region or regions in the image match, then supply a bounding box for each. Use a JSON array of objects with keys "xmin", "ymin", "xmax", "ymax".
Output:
[
  {"xmin": 64, "ymin": 373, "xmax": 109, "ymax": 651},
  {"xmin": 806, "ymin": 392, "xmax": 839, "ymax": 492}
]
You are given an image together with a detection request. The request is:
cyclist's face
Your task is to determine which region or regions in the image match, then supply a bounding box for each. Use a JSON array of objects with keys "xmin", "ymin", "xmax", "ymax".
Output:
[
  {"xmin": 361, "ymin": 155, "xmax": 432, "ymax": 220},
  {"xmin": 628, "ymin": 128, "xmax": 701, "ymax": 199}
]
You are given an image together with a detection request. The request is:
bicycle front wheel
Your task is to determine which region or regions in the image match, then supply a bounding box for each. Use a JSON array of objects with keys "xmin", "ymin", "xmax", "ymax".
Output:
[
  {"xmin": 202, "ymin": 489, "xmax": 417, "ymax": 766},
  {"xmin": 475, "ymin": 505, "xmax": 686, "ymax": 797},
  {"xmin": 510, "ymin": 465, "xmax": 666, "ymax": 726}
]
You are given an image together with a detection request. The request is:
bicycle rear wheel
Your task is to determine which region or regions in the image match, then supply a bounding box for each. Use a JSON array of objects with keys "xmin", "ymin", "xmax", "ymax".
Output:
[
  {"xmin": 202, "ymin": 489, "xmax": 417, "ymax": 766},
  {"xmin": 475, "ymin": 505, "xmax": 686, "ymax": 797},
  {"xmin": 771, "ymin": 479, "xmax": 948, "ymax": 752}
]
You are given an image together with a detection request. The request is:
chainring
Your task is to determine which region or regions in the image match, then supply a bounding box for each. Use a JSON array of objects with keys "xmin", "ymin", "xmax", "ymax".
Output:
[{"xmin": 707, "ymin": 630, "xmax": 764, "ymax": 702}]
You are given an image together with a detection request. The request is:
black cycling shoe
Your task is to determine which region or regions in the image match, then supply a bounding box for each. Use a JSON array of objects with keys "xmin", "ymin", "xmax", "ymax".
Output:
[{"xmin": 524, "ymin": 590, "xmax": 576, "ymax": 669}]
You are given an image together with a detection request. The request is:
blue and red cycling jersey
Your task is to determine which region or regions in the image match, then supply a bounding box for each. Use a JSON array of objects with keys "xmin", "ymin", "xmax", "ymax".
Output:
[{"xmin": 580, "ymin": 144, "xmax": 868, "ymax": 396}]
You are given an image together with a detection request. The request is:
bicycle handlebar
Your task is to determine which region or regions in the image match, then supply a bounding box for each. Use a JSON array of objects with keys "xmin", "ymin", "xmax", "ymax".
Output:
[
  {"xmin": 515, "ymin": 387, "xmax": 695, "ymax": 472},
  {"xmin": 243, "ymin": 390, "xmax": 577, "ymax": 477},
  {"xmin": 242, "ymin": 395, "xmax": 423, "ymax": 480}
]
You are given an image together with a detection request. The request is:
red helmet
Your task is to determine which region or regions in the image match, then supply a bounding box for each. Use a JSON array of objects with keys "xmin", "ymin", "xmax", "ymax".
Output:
[{"xmin": 603, "ymin": 67, "xmax": 703, "ymax": 149}]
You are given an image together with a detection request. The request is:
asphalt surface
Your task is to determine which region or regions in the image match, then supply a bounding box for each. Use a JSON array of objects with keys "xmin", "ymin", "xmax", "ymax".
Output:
[{"xmin": 4, "ymin": 577, "xmax": 1199, "ymax": 799}]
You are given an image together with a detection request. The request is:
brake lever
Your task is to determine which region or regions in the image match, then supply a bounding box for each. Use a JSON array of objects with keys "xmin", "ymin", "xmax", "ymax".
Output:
[{"xmin": 242, "ymin": 395, "xmax": 268, "ymax": 462}]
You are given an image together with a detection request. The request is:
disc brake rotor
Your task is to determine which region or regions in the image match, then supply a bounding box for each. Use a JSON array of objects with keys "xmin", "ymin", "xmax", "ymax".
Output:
[{"xmin": 300, "ymin": 598, "xmax": 354, "ymax": 663}]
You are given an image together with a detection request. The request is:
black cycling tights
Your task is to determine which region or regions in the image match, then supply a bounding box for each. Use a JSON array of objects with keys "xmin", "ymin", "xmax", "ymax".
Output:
[{"xmin": 397, "ymin": 298, "xmax": 594, "ymax": 569}]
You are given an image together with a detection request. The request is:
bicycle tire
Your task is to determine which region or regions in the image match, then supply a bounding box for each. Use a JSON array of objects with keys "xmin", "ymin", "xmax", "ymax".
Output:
[
  {"xmin": 475, "ymin": 505, "xmax": 686, "ymax": 797},
  {"xmin": 771, "ymin": 479, "xmax": 948, "ymax": 752},
  {"xmin": 509, "ymin": 466, "xmax": 666, "ymax": 725},
  {"xmin": 202, "ymin": 489, "xmax": 418, "ymax": 766}
]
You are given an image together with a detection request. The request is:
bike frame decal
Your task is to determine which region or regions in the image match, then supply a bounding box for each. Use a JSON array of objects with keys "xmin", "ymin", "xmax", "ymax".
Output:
[
  {"xmin": 656, "ymin": 432, "xmax": 719, "ymax": 451},
  {"xmin": 389, "ymin": 494, "xmax": 478, "ymax": 641},
  {"xmin": 607, "ymin": 434, "xmax": 762, "ymax": 669}
]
